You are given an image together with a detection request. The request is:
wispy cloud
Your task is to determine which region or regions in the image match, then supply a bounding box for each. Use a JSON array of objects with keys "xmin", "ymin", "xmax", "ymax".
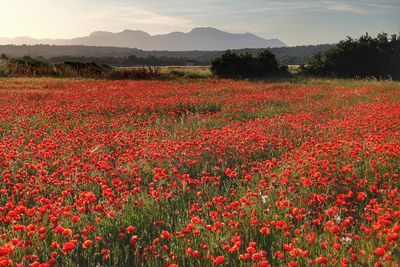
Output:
[
  {"xmin": 170, "ymin": 0, "xmax": 388, "ymax": 17},
  {"xmin": 0, "ymin": 0, "xmax": 193, "ymax": 38},
  {"xmin": 325, "ymin": 4, "xmax": 369, "ymax": 14},
  {"xmin": 171, "ymin": 1, "xmax": 319, "ymax": 18},
  {"xmin": 365, "ymin": 3, "xmax": 399, "ymax": 9},
  {"xmin": 78, "ymin": 2, "xmax": 193, "ymax": 32},
  {"xmin": 0, "ymin": 0, "xmax": 398, "ymax": 45},
  {"xmin": 322, "ymin": 1, "xmax": 398, "ymax": 14}
]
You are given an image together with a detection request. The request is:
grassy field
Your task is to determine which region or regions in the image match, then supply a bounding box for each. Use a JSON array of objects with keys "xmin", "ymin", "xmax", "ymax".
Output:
[
  {"xmin": 117, "ymin": 65, "xmax": 301, "ymax": 79},
  {"xmin": 160, "ymin": 66, "xmax": 212, "ymax": 77},
  {"xmin": 114, "ymin": 66, "xmax": 212, "ymax": 79},
  {"xmin": 0, "ymin": 77, "xmax": 399, "ymax": 266},
  {"xmin": 288, "ymin": 65, "xmax": 301, "ymax": 74}
]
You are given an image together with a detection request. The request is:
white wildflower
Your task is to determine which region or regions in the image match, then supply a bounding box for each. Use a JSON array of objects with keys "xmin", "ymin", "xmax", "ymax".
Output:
[
  {"xmin": 341, "ymin": 236, "xmax": 352, "ymax": 245},
  {"xmin": 259, "ymin": 192, "xmax": 268, "ymax": 204}
]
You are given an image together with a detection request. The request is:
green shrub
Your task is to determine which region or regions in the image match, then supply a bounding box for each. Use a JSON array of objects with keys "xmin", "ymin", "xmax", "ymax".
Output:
[
  {"xmin": 58, "ymin": 61, "xmax": 110, "ymax": 77},
  {"xmin": 8, "ymin": 56, "xmax": 56, "ymax": 76},
  {"xmin": 106, "ymin": 66, "xmax": 161, "ymax": 80},
  {"xmin": 0, "ymin": 56, "xmax": 8, "ymax": 77},
  {"xmin": 211, "ymin": 50, "xmax": 287, "ymax": 78}
]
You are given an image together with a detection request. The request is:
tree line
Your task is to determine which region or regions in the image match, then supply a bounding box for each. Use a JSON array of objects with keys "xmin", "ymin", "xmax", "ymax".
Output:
[
  {"xmin": 212, "ymin": 32, "xmax": 400, "ymax": 80},
  {"xmin": 301, "ymin": 33, "xmax": 400, "ymax": 79},
  {"xmin": 0, "ymin": 44, "xmax": 333, "ymax": 65},
  {"xmin": 1, "ymin": 33, "xmax": 399, "ymax": 80},
  {"xmin": 49, "ymin": 55, "xmax": 205, "ymax": 67}
]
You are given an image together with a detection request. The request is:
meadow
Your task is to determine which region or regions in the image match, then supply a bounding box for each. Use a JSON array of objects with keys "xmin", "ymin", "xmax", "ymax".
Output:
[{"xmin": 0, "ymin": 77, "xmax": 399, "ymax": 266}]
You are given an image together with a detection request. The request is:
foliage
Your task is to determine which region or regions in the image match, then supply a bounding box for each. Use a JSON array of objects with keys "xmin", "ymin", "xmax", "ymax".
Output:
[
  {"xmin": 0, "ymin": 56, "xmax": 163, "ymax": 79},
  {"xmin": 106, "ymin": 66, "xmax": 161, "ymax": 80},
  {"xmin": 7, "ymin": 56, "xmax": 56, "ymax": 76},
  {"xmin": 50, "ymin": 55, "xmax": 204, "ymax": 67},
  {"xmin": 0, "ymin": 55, "xmax": 198, "ymax": 80},
  {"xmin": 0, "ymin": 54, "xmax": 9, "ymax": 77},
  {"xmin": 55, "ymin": 62, "xmax": 112, "ymax": 78},
  {"xmin": 301, "ymin": 32, "xmax": 400, "ymax": 79},
  {"xmin": 211, "ymin": 50, "xmax": 288, "ymax": 78}
]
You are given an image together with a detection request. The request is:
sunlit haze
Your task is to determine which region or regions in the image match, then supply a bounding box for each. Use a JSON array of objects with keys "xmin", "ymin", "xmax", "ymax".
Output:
[{"xmin": 1, "ymin": 0, "xmax": 399, "ymax": 45}]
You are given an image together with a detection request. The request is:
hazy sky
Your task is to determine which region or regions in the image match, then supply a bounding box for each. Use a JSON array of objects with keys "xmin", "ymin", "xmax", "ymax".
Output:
[{"xmin": 1, "ymin": 0, "xmax": 399, "ymax": 45}]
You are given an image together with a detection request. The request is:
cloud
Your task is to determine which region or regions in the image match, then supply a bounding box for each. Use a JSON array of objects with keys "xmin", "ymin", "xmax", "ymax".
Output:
[
  {"xmin": 0, "ymin": 0, "xmax": 398, "ymax": 44},
  {"xmin": 322, "ymin": 1, "xmax": 399, "ymax": 14},
  {"xmin": 76, "ymin": 1, "xmax": 193, "ymax": 32},
  {"xmin": 323, "ymin": 1, "xmax": 369, "ymax": 14},
  {"xmin": 365, "ymin": 3, "xmax": 397, "ymax": 9},
  {"xmin": 0, "ymin": 0, "xmax": 193, "ymax": 38},
  {"xmin": 179, "ymin": 1, "xmax": 319, "ymax": 17}
]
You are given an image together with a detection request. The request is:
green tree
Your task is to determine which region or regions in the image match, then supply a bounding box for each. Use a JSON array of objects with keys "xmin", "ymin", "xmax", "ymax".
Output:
[
  {"xmin": 211, "ymin": 50, "xmax": 241, "ymax": 78},
  {"xmin": 302, "ymin": 32, "xmax": 400, "ymax": 79},
  {"xmin": 256, "ymin": 50, "xmax": 280, "ymax": 76},
  {"xmin": 211, "ymin": 49, "xmax": 286, "ymax": 78}
]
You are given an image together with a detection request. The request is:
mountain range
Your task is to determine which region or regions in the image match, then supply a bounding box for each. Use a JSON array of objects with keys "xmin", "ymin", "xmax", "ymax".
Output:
[{"xmin": 0, "ymin": 27, "xmax": 286, "ymax": 51}]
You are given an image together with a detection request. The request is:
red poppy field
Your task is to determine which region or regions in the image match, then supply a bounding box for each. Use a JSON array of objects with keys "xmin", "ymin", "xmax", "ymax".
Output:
[{"xmin": 0, "ymin": 78, "xmax": 399, "ymax": 266}]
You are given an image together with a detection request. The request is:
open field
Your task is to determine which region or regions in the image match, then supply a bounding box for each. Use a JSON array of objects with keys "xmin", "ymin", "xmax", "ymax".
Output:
[
  {"xmin": 115, "ymin": 65, "xmax": 309, "ymax": 80},
  {"xmin": 288, "ymin": 65, "xmax": 301, "ymax": 74},
  {"xmin": 0, "ymin": 78, "xmax": 399, "ymax": 266},
  {"xmin": 160, "ymin": 66, "xmax": 212, "ymax": 78}
]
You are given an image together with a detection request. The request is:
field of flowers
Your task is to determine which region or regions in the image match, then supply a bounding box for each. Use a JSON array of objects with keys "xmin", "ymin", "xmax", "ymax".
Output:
[{"xmin": 0, "ymin": 78, "xmax": 399, "ymax": 266}]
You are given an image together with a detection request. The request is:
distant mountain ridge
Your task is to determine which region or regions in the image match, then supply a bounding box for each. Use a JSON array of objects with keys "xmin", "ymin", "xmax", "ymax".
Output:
[{"xmin": 0, "ymin": 27, "xmax": 287, "ymax": 51}]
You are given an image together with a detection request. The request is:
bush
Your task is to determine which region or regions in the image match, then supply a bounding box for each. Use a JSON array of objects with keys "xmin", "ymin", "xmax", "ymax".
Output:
[
  {"xmin": 56, "ymin": 62, "xmax": 111, "ymax": 77},
  {"xmin": 0, "ymin": 55, "xmax": 163, "ymax": 79},
  {"xmin": 301, "ymin": 32, "xmax": 400, "ymax": 79},
  {"xmin": 106, "ymin": 66, "xmax": 161, "ymax": 80},
  {"xmin": 2, "ymin": 56, "xmax": 56, "ymax": 77},
  {"xmin": 211, "ymin": 50, "xmax": 241, "ymax": 78},
  {"xmin": 211, "ymin": 50, "xmax": 287, "ymax": 78},
  {"xmin": 0, "ymin": 54, "xmax": 9, "ymax": 77}
]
